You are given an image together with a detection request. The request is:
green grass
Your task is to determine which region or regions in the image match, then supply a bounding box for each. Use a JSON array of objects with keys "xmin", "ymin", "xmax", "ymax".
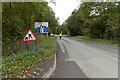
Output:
[
  {"xmin": 75, "ymin": 36, "xmax": 119, "ymax": 47},
  {"xmin": 0, "ymin": 58, "xmax": 1, "ymax": 78},
  {"xmin": 2, "ymin": 36, "xmax": 56, "ymax": 78}
]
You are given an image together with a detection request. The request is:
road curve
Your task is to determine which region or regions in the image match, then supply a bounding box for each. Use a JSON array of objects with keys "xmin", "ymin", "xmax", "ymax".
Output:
[{"xmin": 54, "ymin": 35, "xmax": 118, "ymax": 78}]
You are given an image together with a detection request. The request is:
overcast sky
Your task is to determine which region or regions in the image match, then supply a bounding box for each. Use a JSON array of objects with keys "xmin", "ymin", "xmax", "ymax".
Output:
[{"xmin": 47, "ymin": 0, "xmax": 81, "ymax": 25}]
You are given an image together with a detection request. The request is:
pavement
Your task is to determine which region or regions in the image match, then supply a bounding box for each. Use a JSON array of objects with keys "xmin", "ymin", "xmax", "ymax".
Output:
[{"xmin": 53, "ymin": 35, "xmax": 118, "ymax": 78}]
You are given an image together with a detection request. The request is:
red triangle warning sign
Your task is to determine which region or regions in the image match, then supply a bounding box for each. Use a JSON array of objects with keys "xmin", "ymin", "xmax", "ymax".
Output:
[{"xmin": 23, "ymin": 29, "xmax": 36, "ymax": 41}]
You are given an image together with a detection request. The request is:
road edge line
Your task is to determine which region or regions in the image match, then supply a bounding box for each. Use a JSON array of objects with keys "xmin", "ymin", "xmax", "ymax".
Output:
[{"xmin": 41, "ymin": 52, "xmax": 56, "ymax": 78}]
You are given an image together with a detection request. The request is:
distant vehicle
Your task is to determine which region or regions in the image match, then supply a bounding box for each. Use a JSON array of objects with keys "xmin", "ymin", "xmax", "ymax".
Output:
[{"xmin": 50, "ymin": 33, "xmax": 53, "ymax": 36}]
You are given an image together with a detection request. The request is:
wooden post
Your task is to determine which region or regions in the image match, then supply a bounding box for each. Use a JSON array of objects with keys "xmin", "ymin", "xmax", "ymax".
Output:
[{"xmin": 10, "ymin": 2, "xmax": 11, "ymax": 9}]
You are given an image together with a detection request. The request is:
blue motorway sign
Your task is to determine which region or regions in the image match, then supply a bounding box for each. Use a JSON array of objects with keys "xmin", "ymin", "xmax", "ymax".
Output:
[
  {"xmin": 43, "ymin": 27, "xmax": 48, "ymax": 33},
  {"xmin": 35, "ymin": 27, "xmax": 48, "ymax": 33},
  {"xmin": 35, "ymin": 28, "xmax": 40, "ymax": 33}
]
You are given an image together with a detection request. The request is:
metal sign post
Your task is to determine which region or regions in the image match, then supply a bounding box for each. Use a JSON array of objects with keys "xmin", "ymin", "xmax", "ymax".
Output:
[
  {"xmin": 47, "ymin": 33, "xmax": 48, "ymax": 37},
  {"xmin": 34, "ymin": 41, "xmax": 35, "ymax": 56},
  {"xmin": 40, "ymin": 25, "xmax": 42, "ymax": 36},
  {"xmin": 24, "ymin": 41, "xmax": 26, "ymax": 57},
  {"xmin": 23, "ymin": 29, "xmax": 37, "ymax": 56},
  {"xmin": 35, "ymin": 41, "xmax": 38, "ymax": 50}
]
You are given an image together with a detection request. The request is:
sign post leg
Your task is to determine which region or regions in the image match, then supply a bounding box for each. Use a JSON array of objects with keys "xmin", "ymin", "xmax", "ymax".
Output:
[
  {"xmin": 41, "ymin": 28, "xmax": 42, "ymax": 36},
  {"xmin": 34, "ymin": 41, "xmax": 35, "ymax": 56},
  {"xmin": 24, "ymin": 42, "xmax": 25, "ymax": 51},
  {"xmin": 35, "ymin": 41, "xmax": 38, "ymax": 50},
  {"xmin": 47, "ymin": 33, "xmax": 48, "ymax": 37},
  {"xmin": 24, "ymin": 42, "xmax": 26, "ymax": 57}
]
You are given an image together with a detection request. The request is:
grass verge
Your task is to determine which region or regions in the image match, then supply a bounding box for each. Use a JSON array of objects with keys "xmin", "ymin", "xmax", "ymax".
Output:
[
  {"xmin": 2, "ymin": 36, "xmax": 56, "ymax": 78},
  {"xmin": 74, "ymin": 36, "xmax": 119, "ymax": 47}
]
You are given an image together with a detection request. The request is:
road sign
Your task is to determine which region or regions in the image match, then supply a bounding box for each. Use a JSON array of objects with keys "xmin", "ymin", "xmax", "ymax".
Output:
[
  {"xmin": 23, "ymin": 29, "xmax": 36, "ymax": 41},
  {"xmin": 43, "ymin": 27, "xmax": 48, "ymax": 33},
  {"xmin": 35, "ymin": 22, "xmax": 48, "ymax": 33}
]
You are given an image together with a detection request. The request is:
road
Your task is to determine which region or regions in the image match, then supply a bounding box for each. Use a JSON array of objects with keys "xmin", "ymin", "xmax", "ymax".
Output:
[{"xmin": 53, "ymin": 35, "xmax": 118, "ymax": 78}]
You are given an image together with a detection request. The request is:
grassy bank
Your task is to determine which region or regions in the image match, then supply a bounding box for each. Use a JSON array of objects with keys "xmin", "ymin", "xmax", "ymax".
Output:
[
  {"xmin": 2, "ymin": 36, "xmax": 56, "ymax": 78},
  {"xmin": 74, "ymin": 36, "xmax": 119, "ymax": 47}
]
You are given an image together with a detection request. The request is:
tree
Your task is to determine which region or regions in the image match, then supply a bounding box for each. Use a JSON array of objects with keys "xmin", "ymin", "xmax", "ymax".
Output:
[
  {"xmin": 2, "ymin": 2, "xmax": 58, "ymax": 55},
  {"xmin": 65, "ymin": 2, "xmax": 119, "ymax": 42},
  {"xmin": 66, "ymin": 9, "xmax": 83, "ymax": 36}
]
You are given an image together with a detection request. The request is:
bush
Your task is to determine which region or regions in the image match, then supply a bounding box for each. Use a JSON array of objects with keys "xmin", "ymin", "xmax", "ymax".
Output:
[
  {"xmin": 2, "ymin": 36, "xmax": 56, "ymax": 78},
  {"xmin": 82, "ymin": 17, "xmax": 106, "ymax": 39}
]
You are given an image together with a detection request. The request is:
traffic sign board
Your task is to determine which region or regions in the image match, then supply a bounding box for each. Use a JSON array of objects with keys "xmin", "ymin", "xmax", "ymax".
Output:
[
  {"xmin": 23, "ymin": 29, "xmax": 36, "ymax": 41},
  {"xmin": 35, "ymin": 22, "xmax": 48, "ymax": 33}
]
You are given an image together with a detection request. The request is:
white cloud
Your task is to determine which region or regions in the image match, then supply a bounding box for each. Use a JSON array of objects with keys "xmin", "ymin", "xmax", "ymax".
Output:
[{"xmin": 47, "ymin": 0, "xmax": 81, "ymax": 24}]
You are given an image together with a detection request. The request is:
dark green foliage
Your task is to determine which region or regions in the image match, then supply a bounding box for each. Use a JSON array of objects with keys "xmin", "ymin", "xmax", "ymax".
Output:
[
  {"xmin": 88, "ymin": 17, "xmax": 106, "ymax": 39},
  {"xmin": 2, "ymin": 2, "xmax": 58, "ymax": 56},
  {"xmin": 2, "ymin": 36, "xmax": 56, "ymax": 78},
  {"xmin": 66, "ymin": 9, "xmax": 83, "ymax": 36},
  {"xmin": 65, "ymin": 2, "xmax": 119, "ymax": 42}
]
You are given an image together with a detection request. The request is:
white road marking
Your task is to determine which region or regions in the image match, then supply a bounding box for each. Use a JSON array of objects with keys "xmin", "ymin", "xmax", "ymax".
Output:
[
  {"xmin": 57, "ymin": 38, "xmax": 65, "ymax": 53},
  {"xmin": 62, "ymin": 37, "xmax": 118, "ymax": 78}
]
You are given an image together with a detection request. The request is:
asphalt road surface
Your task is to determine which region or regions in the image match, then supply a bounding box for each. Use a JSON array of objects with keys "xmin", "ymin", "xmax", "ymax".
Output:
[{"xmin": 53, "ymin": 35, "xmax": 118, "ymax": 78}]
